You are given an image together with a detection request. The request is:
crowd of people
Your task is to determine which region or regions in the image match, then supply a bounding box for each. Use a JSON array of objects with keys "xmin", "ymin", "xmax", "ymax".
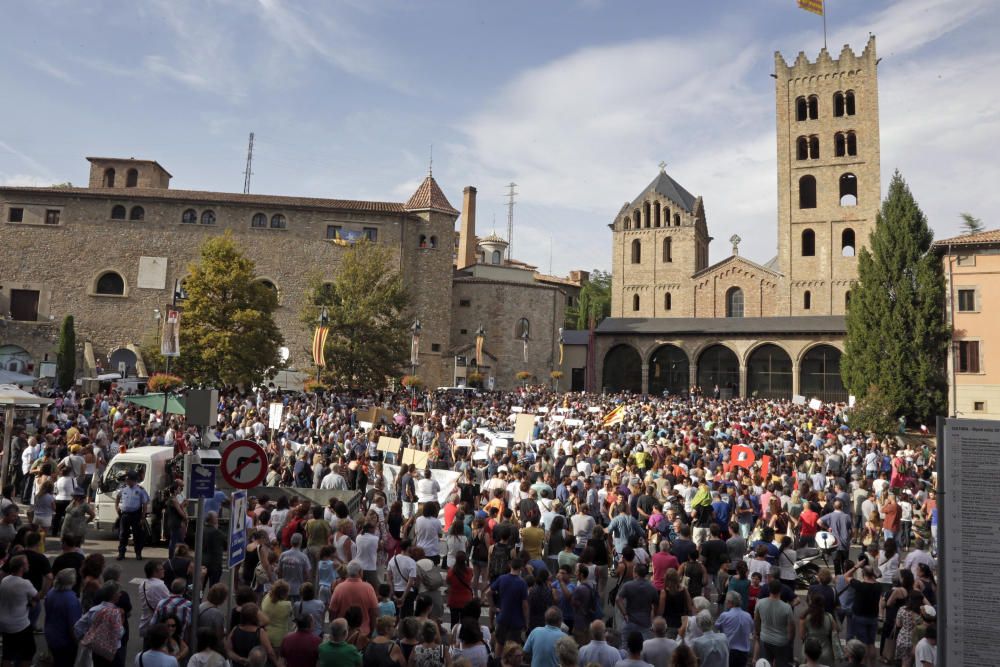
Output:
[{"xmin": 0, "ymin": 384, "xmax": 941, "ymax": 667}]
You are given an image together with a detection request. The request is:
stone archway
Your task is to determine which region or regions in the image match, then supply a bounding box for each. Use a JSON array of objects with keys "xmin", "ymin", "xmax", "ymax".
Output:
[
  {"xmin": 648, "ymin": 344, "xmax": 689, "ymax": 397},
  {"xmin": 602, "ymin": 344, "xmax": 642, "ymax": 394},
  {"xmin": 108, "ymin": 347, "xmax": 138, "ymax": 377},
  {"xmin": 799, "ymin": 344, "xmax": 847, "ymax": 402},
  {"xmin": 697, "ymin": 344, "xmax": 739, "ymax": 396},
  {"xmin": 746, "ymin": 343, "xmax": 793, "ymax": 400},
  {"xmin": 0, "ymin": 345, "xmax": 33, "ymax": 374}
]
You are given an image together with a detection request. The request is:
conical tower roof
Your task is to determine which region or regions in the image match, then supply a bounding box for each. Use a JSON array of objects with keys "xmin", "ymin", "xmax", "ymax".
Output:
[
  {"xmin": 629, "ymin": 165, "xmax": 698, "ymax": 214},
  {"xmin": 405, "ymin": 175, "xmax": 459, "ymax": 215}
]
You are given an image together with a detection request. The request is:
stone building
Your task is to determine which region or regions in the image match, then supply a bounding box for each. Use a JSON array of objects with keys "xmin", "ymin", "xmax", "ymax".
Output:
[
  {"xmin": 597, "ymin": 37, "xmax": 881, "ymax": 400},
  {"xmin": 934, "ymin": 229, "xmax": 1000, "ymax": 420},
  {"xmin": 0, "ymin": 156, "xmax": 457, "ymax": 388}
]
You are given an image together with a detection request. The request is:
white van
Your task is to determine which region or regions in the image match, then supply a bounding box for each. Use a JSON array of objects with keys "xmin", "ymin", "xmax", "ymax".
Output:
[{"xmin": 94, "ymin": 446, "xmax": 175, "ymax": 530}]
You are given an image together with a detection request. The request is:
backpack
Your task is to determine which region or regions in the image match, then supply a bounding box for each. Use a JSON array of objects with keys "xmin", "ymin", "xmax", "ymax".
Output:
[
  {"xmin": 471, "ymin": 534, "xmax": 489, "ymax": 563},
  {"xmin": 488, "ymin": 543, "xmax": 511, "ymax": 581}
]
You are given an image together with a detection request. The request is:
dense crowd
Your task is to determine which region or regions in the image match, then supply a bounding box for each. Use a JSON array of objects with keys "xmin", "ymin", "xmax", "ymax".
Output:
[{"xmin": 0, "ymin": 385, "xmax": 940, "ymax": 667}]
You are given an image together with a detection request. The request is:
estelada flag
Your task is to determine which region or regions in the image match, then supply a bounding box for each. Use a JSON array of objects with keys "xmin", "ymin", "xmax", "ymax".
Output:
[
  {"xmin": 602, "ymin": 405, "xmax": 625, "ymax": 427},
  {"xmin": 798, "ymin": 0, "xmax": 824, "ymax": 16},
  {"xmin": 312, "ymin": 326, "xmax": 329, "ymax": 368}
]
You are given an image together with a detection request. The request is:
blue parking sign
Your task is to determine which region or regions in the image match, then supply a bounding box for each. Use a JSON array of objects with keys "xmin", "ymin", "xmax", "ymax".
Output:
[{"xmin": 188, "ymin": 464, "xmax": 216, "ymax": 500}]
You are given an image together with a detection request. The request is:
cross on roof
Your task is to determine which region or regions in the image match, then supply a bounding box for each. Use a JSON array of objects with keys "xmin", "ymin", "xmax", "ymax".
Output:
[{"xmin": 658, "ymin": 161, "xmax": 667, "ymax": 172}]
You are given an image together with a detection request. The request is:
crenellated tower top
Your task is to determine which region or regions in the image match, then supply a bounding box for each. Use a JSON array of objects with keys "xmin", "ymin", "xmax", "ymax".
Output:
[{"xmin": 775, "ymin": 34, "xmax": 877, "ymax": 81}]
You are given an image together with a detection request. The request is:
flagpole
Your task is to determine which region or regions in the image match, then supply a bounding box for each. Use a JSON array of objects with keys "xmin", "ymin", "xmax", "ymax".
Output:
[{"xmin": 823, "ymin": 0, "xmax": 828, "ymax": 50}]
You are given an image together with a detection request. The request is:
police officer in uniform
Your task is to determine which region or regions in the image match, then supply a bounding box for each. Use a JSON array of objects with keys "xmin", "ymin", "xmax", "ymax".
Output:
[{"xmin": 116, "ymin": 470, "xmax": 150, "ymax": 560}]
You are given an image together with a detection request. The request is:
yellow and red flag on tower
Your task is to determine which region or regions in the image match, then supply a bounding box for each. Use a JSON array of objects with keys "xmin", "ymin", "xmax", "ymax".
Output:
[
  {"xmin": 798, "ymin": 0, "xmax": 824, "ymax": 16},
  {"xmin": 312, "ymin": 326, "xmax": 330, "ymax": 368},
  {"xmin": 602, "ymin": 405, "xmax": 626, "ymax": 427}
]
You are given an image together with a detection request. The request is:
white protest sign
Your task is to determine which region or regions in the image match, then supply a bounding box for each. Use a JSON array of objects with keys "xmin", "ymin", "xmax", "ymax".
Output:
[
  {"xmin": 383, "ymin": 464, "xmax": 462, "ymax": 506},
  {"xmin": 808, "ymin": 398, "xmax": 823, "ymax": 410},
  {"xmin": 268, "ymin": 402, "xmax": 283, "ymax": 429},
  {"xmin": 792, "ymin": 395, "xmax": 806, "ymax": 405}
]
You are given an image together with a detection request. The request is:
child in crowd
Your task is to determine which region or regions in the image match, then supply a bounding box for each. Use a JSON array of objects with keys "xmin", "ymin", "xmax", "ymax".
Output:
[
  {"xmin": 378, "ymin": 583, "xmax": 397, "ymax": 620},
  {"xmin": 316, "ymin": 545, "xmax": 337, "ymax": 604}
]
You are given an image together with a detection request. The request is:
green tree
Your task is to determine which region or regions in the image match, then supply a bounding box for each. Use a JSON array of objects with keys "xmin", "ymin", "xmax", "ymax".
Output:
[
  {"xmin": 302, "ymin": 241, "xmax": 409, "ymax": 388},
  {"xmin": 960, "ymin": 212, "xmax": 984, "ymax": 235},
  {"xmin": 565, "ymin": 269, "xmax": 612, "ymax": 329},
  {"xmin": 56, "ymin": 315, "xmax": 76, "ymax": 390},
  {"xmin": 172, "ymin": 233, "xmax": 283, "ymax": 387},
  {"xmin": 842, "ymin": 171, "xmax": 949, "ymax": 427}
]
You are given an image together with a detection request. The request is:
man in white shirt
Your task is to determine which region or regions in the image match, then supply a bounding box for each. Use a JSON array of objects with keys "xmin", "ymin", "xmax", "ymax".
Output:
[
  {"xmin": 387, "ymin": 542, "xmax": 419, "ymax": 617},
  {"xmin": 902, "ymin": 537, "xmax": 936, "ymax": 576},
  {"xmin": 355, "ymin": 523, "xmax": 381, "ymax": 587},
  {"xmin": 137, "ymin": 560, "xmax": 170, "ymax": 636},
  {"xmin": 414, "ymin": 505, "xmax": 442, "ymax": 564},
  {"xmin": 320, "ymin": 465, "xmax": 347, "ymax": 490},
  {"xmin": 0, "ymin": 555, "xmax": 39, "ymax": 664},
  {"xmin": 415, "ymin": 469, "xmax": 440, "ymax": 504}
]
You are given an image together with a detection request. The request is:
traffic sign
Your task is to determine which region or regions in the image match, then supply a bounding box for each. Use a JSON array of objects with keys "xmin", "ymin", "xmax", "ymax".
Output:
[
  {"xmin": 188, "ymin": 464, "xmax": 216, "ymax": 499},
  {"xmin": 229, "ymin": 489, "xmax": 247, "ymax": 567},
  {"xmin": 220, "ymin": 439, "xmax": 268, "ymax": 489}
]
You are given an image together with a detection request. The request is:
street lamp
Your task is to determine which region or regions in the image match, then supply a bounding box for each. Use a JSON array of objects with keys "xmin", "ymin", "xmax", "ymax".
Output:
[
  {"xmin": 410, "ymin": 319, "xmax": 422, "ymax": 376},
  {"xmin": 521, "ymin": 329, "xmax": 529, "ymax": 363}
]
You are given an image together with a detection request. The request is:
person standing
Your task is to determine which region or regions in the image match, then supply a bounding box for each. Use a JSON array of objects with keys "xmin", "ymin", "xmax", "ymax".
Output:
[
  {"xmin": 715, "ymin": 591, "xmax": 753, "ymax": 667},
  {"xmin": 691, "ymin": 610, "xmax": 729, "ymax": 667},
  {"xmin": 164, "ymin": 480, "xmax": 188, "ymax": 560},
  {"xmin": 0, "ymin": 556, "xmax": 40, "ymax": 667},
  {"xmin": 328, "ymin": 562, "xmax": 379, "ymax": 638},
  {"xmin": 490, "ymin": 558, "xmax": 529, "ymax": 646},
  {"xmin": 818, "ymin": 500, "xmax": 852, "ymax": 574},
  {"xmin": 754, "ymin": 573, "xmax": 795, "ymax": 667},
  {"xmin": 641, "ymin": 617, "xmax": 679, "ymax": 667},
  {"xmin": 616, "ymin": 563, "xmax": 659, "ymax": 641},
  {"xmin": 579, "ymin": 620, "xmax": 624, "ymax": 667},
  {"xmin": 115, "ymin": 471, "xmax": 150, "ymax": 560},
  {"xmin": 523, "ymin": 606, "xmax": 567, "ymax": 667},
  {"xmin": 278, "ymin": 533, "xmax": 312, "ymax": 601},
  {"xmin": 202, "ymin": 512, "xmax": 227, "ymax": 587},
  {"xmin": 45, "ymin": 569, "xmax": 82, "ymax": 666}
]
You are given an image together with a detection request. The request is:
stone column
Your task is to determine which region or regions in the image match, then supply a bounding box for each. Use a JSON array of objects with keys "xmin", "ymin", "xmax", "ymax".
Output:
[
  {"xmin": 792, "ymin": 359, "xmax": 801, "ymax": 397},
  {"xmin": 641, "ymin": 362, "xmax": 649, "ymax": 395},
  {"xmin": 739, "ymin": 364, "xmax": 748, "ymax": 398},
  {"xmin": 689, "ymin": 363, "xmax": 698, "ymax": 391}
]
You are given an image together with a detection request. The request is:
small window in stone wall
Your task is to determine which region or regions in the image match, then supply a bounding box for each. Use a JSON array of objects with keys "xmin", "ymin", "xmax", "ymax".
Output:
[
  {"xmin": 460, "ymin": 329, "xmax": 468, "ymax": 335},
  {"xmin": 201, "ymin": 210, "xmax": 216, "ymax": 225},
  {"xmin": 431, "ymin": 343, "xmax": 441, "ymax": 352},
  {"xmin": 459, "ymin": 299, "xmax": 471, "ymax": 307},
  {"xmin": 45, "ymin": 209, "xmax": 60, "ymax": 225},
  {"xmin": 8, "ymin": 207, "xmax": 23, "ymax": 222},
  {"xmin": 111, "ymin": 205, "xmax": 126, "ymax": 220}
]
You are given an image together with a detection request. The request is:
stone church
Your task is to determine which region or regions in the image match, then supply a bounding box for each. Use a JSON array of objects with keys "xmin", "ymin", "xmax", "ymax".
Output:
[{"xmin": 596, "ymin": 36, "xmax": 881, "ymax": 401}]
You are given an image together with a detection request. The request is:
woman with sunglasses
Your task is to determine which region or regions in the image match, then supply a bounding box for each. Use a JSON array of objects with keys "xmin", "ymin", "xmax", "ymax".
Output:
[{"xmin": 161, "ymin": 614, "xmax": 189, "ymax": 662}]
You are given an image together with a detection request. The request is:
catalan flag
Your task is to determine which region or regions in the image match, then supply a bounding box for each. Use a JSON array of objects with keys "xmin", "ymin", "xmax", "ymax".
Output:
[
  {"xmin": 798, "ymin": 0, "xmax": 823, "ymax": 16},
  {"xmin": 602, "ymin": 405, "xmax": 626, "ymax": 427},
  {"xmin": 312, "ymin": 325, "xmax": 330, "ymax": 368}
]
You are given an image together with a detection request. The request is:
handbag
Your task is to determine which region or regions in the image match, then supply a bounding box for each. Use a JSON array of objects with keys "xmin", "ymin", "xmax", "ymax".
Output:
[{"xmin": 80, "ymin": 606, "xmax": 122, "ymax": 660}]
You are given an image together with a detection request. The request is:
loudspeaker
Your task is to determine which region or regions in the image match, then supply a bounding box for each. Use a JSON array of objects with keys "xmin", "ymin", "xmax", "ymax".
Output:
[{"xmin": 185, "ymin": 389, "xmax": 219, "ymax": 427}]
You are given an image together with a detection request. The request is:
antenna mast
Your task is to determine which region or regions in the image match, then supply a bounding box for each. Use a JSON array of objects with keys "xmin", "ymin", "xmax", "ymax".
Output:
[
  {"xmin": 243, "ymin": 132, "xmax": 255, "ymax": 194},
  {"xmin": 505, "ymin": 182, "xmax": 518, "ymax": 260}
]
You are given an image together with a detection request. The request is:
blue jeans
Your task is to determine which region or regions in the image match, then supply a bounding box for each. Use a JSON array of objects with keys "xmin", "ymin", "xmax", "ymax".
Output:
[{"xmin": 849, "ymin": 614, "xmax": 877, "ymax": 645}]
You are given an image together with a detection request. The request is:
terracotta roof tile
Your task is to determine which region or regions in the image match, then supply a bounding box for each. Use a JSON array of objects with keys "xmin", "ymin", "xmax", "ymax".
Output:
[
  {"xmin": 405, "ymin": 175, "xmax": 459, "ymax": 215},
  {"xmin": 0, "ymin": 185, "xmax": 406, "ymax": 213},
  {"xmin": 932, "ymin": 228, "xmax": 1000, "ymax": 248}
]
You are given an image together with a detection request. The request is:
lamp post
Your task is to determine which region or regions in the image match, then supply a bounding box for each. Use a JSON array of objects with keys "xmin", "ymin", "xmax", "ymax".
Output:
[
  {"xmin": 474, "ymin": 324, "xmax": 485, "ymax": 387},
  {"xmin": 316, "ymin": 306, "xmax": 330, "ymax": 382},
  {"xmin": 410, "ymin": 318, "xmax": 422, "ymax": 383},
  {"xmin": 153, "ymin": 309, "xmax": 161, "ymax": 371}
]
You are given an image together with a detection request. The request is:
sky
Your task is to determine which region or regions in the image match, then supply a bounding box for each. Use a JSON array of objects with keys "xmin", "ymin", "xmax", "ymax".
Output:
[{"xmin": 2, "ymin": 0, "xmax": 998, "ymax": 276}]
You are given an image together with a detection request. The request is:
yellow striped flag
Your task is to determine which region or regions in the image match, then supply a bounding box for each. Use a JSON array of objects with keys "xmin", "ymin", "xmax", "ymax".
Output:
[
  {"xmin": 312, "ymin": 326, "xmax": 329, "ymax": 367},
  {"xmin": 798, "ymin": 0, "xmax": 823, "ymax": 16},
  {"xmin": 602, "ymin": 405, "xmax": 626, "ymax": 427}
]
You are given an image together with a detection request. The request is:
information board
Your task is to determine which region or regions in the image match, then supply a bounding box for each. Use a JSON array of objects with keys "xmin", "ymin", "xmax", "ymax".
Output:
[
  {"xmin": 229, "ymin": 490, "xmax": 247, "ymax": 567},
  {"xmin": 939, "ymin": 418, "xmax": 1000, "ymax": 666}
]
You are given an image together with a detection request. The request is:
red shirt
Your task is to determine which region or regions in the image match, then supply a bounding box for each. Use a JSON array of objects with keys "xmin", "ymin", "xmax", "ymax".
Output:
[
  {"xmin": 446, "ymin": 566, "xmax": 474, "ymax": 609},
  {"xmin": 799, "ymin": 508, "xmax": 819, "ymax": 537},
  {"xmin": 281, "ymin": 630, "xmax": 321, "ymax": 667},
  {"xmin": 651, "ymin": 551, "xmax": 680, "ymax": 590},
  {"xmin": 329, "ymin": 578, "xmax": 379, "ymax": 636},
  {"xmin": 443, "ymin": 502, "xmax": 459, "ymax": 532}
]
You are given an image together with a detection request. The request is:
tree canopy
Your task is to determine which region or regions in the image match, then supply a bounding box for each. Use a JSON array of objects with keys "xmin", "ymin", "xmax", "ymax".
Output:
[
  {"xmin": 302, "ymin": 240, "xmax": 410, "ymax": 388},
  {"xmin": 565, "ymin": 269, "xmax": 611, "ymax": 330},
  {"xmin": 56, "ymin": 315, "xmax": 75, "ymax": 390},
  {"xmin": 172, "ymin": 234, "xmax": 283, "ymax": 388},
  {"xmin": 960, "ymin": 212, "xmax": 984, "ymax": 235},
  {"xmin": 842, "ymin": 171, "xmax": 948, "ymax": 427}
]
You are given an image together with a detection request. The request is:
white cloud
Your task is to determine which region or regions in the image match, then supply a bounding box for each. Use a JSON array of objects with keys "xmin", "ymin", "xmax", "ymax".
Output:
[
  {"xmin": 0, "ymin": 141, "xmax": 51, "ymax": 178},
  {"xmin": 28, "ymin": 58, "xmax": 79, "ymax": 85},
  {"xmin": 0, "ymin": 174, "xmax": 51, "ymax": 187}
]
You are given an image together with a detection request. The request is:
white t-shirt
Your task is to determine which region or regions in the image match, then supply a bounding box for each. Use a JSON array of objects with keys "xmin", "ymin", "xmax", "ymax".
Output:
[
  {"xmin": 414, "ymin": 516, "xmax": 442, "ymax": 556},
  {"xmin": 570, "ymin": 513, "xmax": 595, "ymax": 549},
  {"xmin": 355, "ymin": 533, "xmax": 380, "ymax": 571},
  {"xmin": 387, "ymin": 554, "xmax": 417, "ymax": 593},
  {"xmin": 54, "ymin": 475, "xmax": 78, "ymax": 501},
  {"xmin": 416, "ymin": 478, "xmax": 440, "ymax": 504},
  {"xmin": 914, "ymin": 638, "xmax": 936, "ymax": 666},
  {"xmin": 0, "ymin": 575, "xmax": 36, "ymax": 633}
]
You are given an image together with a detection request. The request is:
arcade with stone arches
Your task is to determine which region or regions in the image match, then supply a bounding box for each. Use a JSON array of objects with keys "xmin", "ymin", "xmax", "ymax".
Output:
[{"xmin": 597, "ymin": 337, "xmax": 847, "ymax": 402}]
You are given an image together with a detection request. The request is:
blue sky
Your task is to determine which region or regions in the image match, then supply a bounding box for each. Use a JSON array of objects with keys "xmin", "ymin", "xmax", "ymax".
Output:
[{"xmin": 2, "ymin": 0, "xmax": 998, "ymax": 275}]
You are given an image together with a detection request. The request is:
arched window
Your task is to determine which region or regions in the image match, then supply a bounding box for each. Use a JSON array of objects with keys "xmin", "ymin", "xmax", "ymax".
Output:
[
  {"xmin": 653, "ymin": 201, "xmax": 661, "ymax": 227},
  {"xmin": 796, "ymin": 137, "xmax": 809, "ymax": 161},
  {"xmin": 801, "ymin": 228, "xmax": 816, "ymax": 256},
  {"xmin": 251, "ymin": 213, "xmax": 267, "ymax": 228},
  {"xmin": 845, "ymin": 90, "xmax": 856, "ymax": 115},
  {"xmin": 429, "ymin": 235, "xmax": 438, "ymax": 248},
  {"xmin": 662, "ymin": 237, "xmax": 672, "ymax": 262},
  {"xmin": 845, "ymin": 290, "xmax": 852, "ymax": 308},
  {"xmin": 111, "ymin": 205, "xmax": 126, "ymax": 220},
  {"xmin": 419, "ymin": 234, "xmax": 428, "ymax": 248},
  {"xmin": 804, "ymin": 290, "xmax": 812, "ymax": 310},
  {"xmin": 644, "ymin": 202, "xmax": 651, "ymax": 228},
  {"xmin": 633, "ymin": 209, "xmax": 641, "ymax": 228},
  {"xmin": 201, "ymin": 210, "xmax": 216, "ymax": 225},
  {"xmin": 839, "ymin": 173, "xmax": 858, "ymax": 206},
  {"xmin": 673, "ymin": 213, "xmax": 681, "ymax": 226},
  {"xmin": 809, "ymin": 135, "xmax": 820, "ymax": 159},
  {"xmin": 125, "ymin": 169, "xmax": 138, "ymax": 188},
  {"xmin": 799, "ymin": 175, "xmax": 817, "ymax": 209},
  {"xmin": 182, "ymin": 209, "xmax": 198, "ymax": 224},
  {"xmin": 270, "ymin": 214, "xmax": 286, "ymax": 229},
  {"xmin": 102, "ymin": 168, "xmax": 116, "ymax": 187},
  {"xmin": 834, "ymin": 91, "xmax": 845, "ymax": 117},
  {"xmin": 95, "ymin": 271, "xmax": 125, "ymax": 295},
  {"xmin": 516, "ymin": 318, "xmax": 530, "ymax": 338},
  {"xmin": 834, "ymin": 132, "xmax": 846, "ymax": 157},
  {"xmin": 631, "ymin": 239, "xmax": 641, "ymax": 264},
  {"xmin": 846, "ymin": 132, "xmax": 857, "ymax": 156},
  {"xmin": 632, "ymin": 294, "xmax": 640, "ymax": 311},
  {"xmin": 663, "ymin": 207, "xmax": 670, "ymax": 225},
  {"xmin": 808, "ymin": 95, "xmax": 819, "ymax": 119},
  {"xmin": 842, "ymin": 228, "xmax": 856, "ymax": 256},
  {"xmin": 491, "ymin": 250, "xmax": 502, "ymax": 265},
  {"xmin": 623, "ymin": 217, "xmax": 631, "ymax": 230},
  {"xmin": 664, "ymin": 292, "xmax": 672, "ymax": 310},
  {"xmin": 258, "ymin": 280, "xmax": 278, "ymax": 301},
  {"xmin": 128, "ymin": 206, "xmax": 144, "ymax": 221},
  {"xmin": 796, "ymin": 96, "xmax": 808, "ymax": 121},
  {"xmin": 725, "ymin": 287, "xmax": 744, "ymax": 318}
]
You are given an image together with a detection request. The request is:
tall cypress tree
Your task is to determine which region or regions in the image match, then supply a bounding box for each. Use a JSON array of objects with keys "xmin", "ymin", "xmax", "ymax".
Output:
[
  {"xmin": 842, "ymin": 171, "xmax": 949, "ymax": 426},
  {"xmin": 56, "ymin": 315, "xmax": 76, "ymax": 390}
]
